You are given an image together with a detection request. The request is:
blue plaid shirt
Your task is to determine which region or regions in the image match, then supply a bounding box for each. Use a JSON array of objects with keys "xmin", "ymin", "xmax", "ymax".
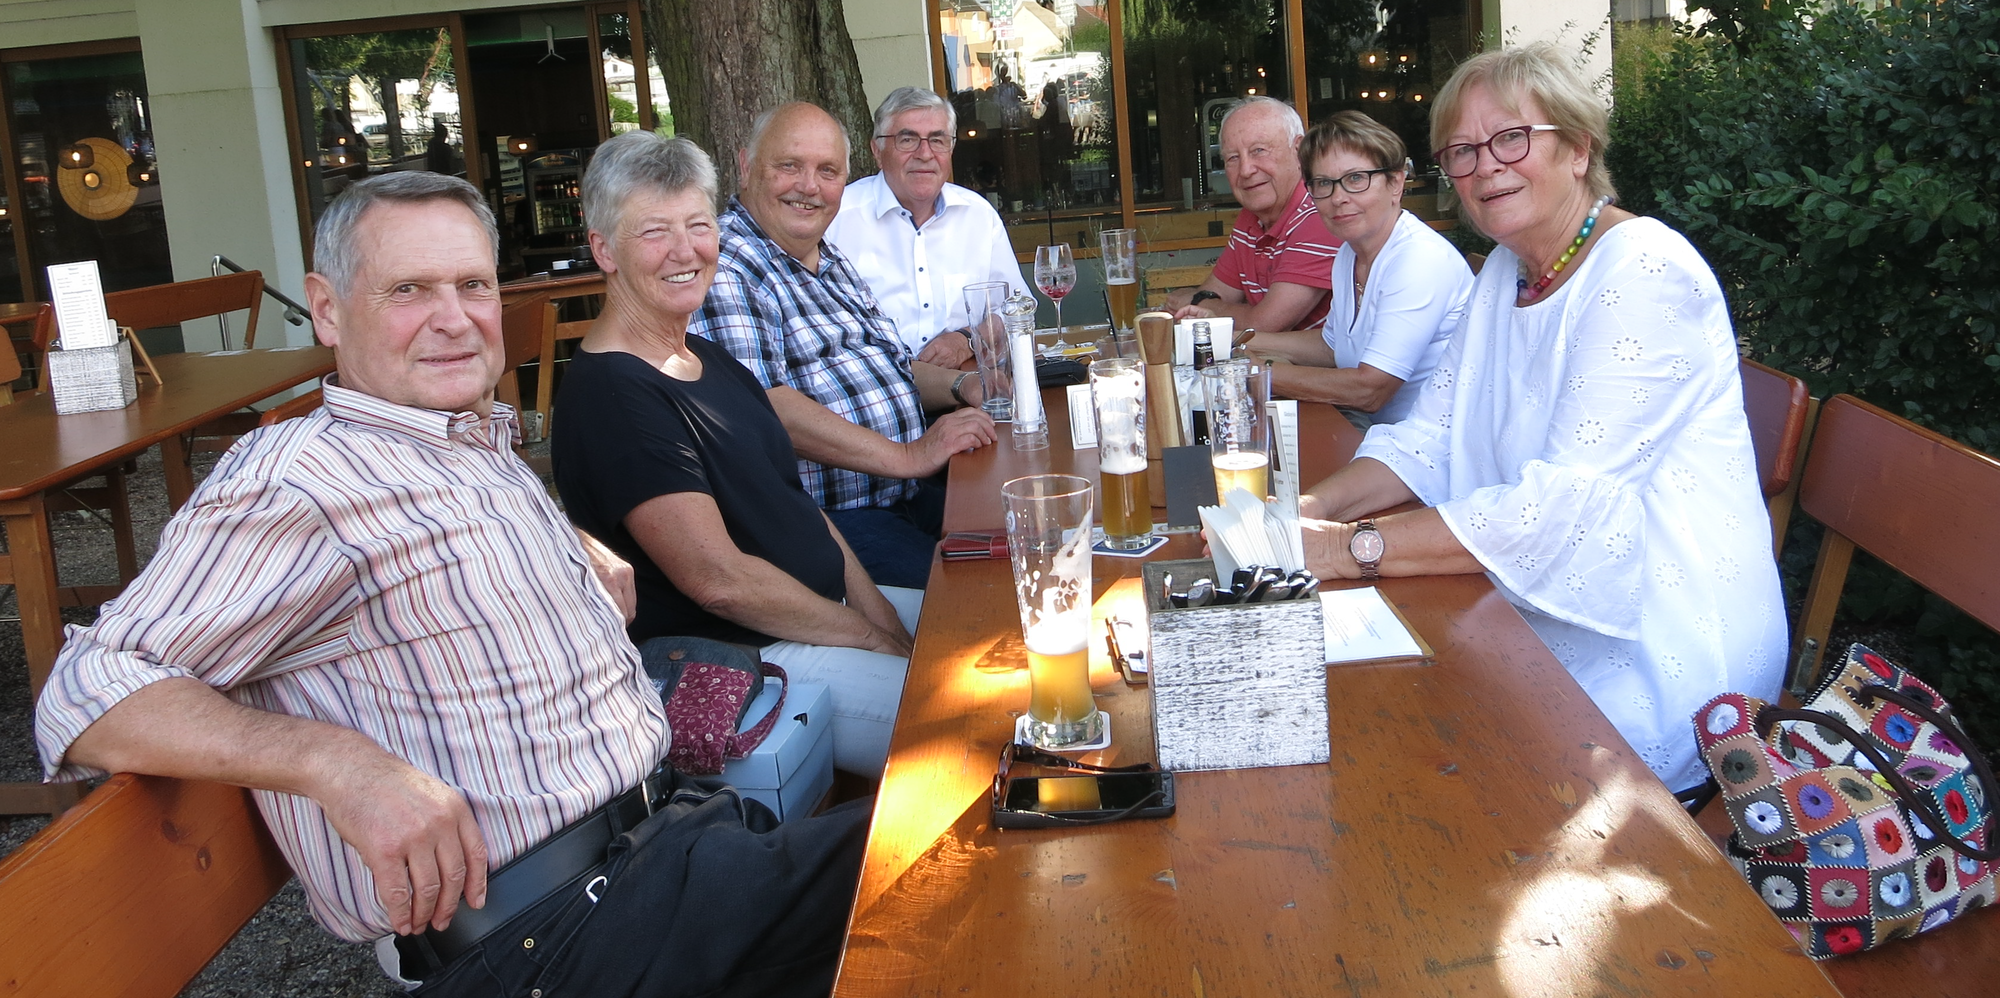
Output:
[{"xmin": 691, "ymin": 199, "xmax": 924, "ymax": 511}]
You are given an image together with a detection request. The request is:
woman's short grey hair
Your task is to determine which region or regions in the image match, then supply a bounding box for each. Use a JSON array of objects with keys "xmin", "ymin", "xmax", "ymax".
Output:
[
  {"xmin": 314, "ymin": 172, "xmax": 497, "ymax": 296},
  {"xmin": 1430, "ymin": 42, "xmax": 1616, "ymax": 201},
  {"xmin": 872, "ymin": 86, "xmax": 956, "ymax": 142},
  {"xmin": 581, "ymin": 131, "xmax": 719, "ymax": 248},
  {"xmin": 1220, "ymin": 96, "xmax": 1304, "ymax": 144}
]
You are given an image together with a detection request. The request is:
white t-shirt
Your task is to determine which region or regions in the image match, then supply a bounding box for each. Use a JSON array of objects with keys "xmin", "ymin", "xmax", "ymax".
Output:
[
  {"xmin": 826, "ymin": 174, "xmax": 1028, "ymax": 355},
  {"xmin": 1354, "ymin": 216, "xmax": 1786, "ymax": 792},
  {"xmin": 1322, "ymin": 210, "xmax": 1472, "ymax": 424}
]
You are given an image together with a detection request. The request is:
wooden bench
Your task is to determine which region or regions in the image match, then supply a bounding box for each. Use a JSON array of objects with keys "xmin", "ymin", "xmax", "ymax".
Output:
[
  {"xmin": 0, "ymin": 773, "xmax": 290, "ymax": 997},
  {"xmin": 1141, "ymin": 264, "xmax": 1212, "ymax": 308},
  {"xmin": 1781, "ymin": 393, "xmax": 2000, "ymax": 996},
  {"xmin": 1740, "ymin": 358, "xmax": 1816, "ymax": 555}
]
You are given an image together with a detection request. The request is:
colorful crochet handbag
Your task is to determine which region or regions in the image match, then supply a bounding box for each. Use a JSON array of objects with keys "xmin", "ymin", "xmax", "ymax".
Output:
[{"xmin": 1693, "ymin": 643, "xmax": 1997, "ymax": 957}]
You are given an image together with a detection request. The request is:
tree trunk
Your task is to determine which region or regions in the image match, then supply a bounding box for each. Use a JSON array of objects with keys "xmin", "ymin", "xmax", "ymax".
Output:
[{"xmin": 643, "ymin": 0, "xmax": 875, "ymax": 197}]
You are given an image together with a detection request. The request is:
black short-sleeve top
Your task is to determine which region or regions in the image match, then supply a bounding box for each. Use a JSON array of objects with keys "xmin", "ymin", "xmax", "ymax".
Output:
[{"xmin": 552, "ymin": 336, "xmax": 846, "ymax": 646}]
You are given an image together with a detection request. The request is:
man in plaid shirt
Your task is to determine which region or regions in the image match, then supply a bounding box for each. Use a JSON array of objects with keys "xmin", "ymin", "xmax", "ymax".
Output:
[{"xmin": 691, "ymin": 102, "xmax": 995, "ymax": 590}]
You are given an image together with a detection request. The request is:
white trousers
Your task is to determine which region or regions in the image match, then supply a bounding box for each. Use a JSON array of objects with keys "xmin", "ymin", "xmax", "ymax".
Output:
[{"xmin": 760, "ymin": 586, "xmax": 923, "ymax": 779}]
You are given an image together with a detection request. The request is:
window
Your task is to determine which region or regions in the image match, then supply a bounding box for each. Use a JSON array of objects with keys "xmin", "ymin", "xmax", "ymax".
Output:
[{"xmin": 2, "ymin": 43, "xmax": 171, "ymax": 299}]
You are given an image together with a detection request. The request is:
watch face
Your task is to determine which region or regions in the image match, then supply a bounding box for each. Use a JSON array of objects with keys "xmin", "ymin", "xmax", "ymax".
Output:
[{"xmin": 1350, "ymin": 526, "xmax": 1384, "ymax": 564}]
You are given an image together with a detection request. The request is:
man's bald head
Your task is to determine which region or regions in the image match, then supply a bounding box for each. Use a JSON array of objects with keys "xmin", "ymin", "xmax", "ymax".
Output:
[{"xmin": 735, "ymin": 101, "xmax": 851, "ymax": 267}]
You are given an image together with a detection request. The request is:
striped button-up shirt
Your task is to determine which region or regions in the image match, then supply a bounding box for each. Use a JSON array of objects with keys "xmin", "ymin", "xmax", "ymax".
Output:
[
  {"xmin": 691, "ymin": 199, "xmax": 926, "ymax": 511},
  {"xmin": 1213, "ymin": 179, "xmax": 1340, "ymax": 330},
  {"xmin": 35, "ymin": 380, "xmax": 669, "ymax": 943}
]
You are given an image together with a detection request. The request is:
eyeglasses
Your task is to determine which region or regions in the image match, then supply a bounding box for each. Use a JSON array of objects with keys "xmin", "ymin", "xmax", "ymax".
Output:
[
  {"xmin": 1308, "ymin": 168, "xmax": 1397, "ymax": 199},
  {"xmin": 876, "ymin": 131, "xmax": 955, "ymax": 154},
  {"xmin": 991, "ymin": 741, "xmax": 1159, "ymax": 825},
  {"xmin": 1431, "ymin": 124, "xmax": 1561, "ymax": 179}
]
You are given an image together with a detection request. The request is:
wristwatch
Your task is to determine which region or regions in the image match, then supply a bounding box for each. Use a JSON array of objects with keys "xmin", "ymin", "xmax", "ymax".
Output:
[
  {"xmin": 1349, "ymin": 519, "xmax": 1383, "ymax": 581},
  {"xmin": 1189, "ymin": 290, "xmax": 1222, "ymax": 306},
  {"xmin": 950, "ymin": 371, "xmax": 977, "ymax": 408}
]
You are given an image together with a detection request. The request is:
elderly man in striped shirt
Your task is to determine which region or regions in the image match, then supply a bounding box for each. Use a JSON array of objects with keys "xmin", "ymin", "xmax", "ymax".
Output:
[
  {"xmin": 1166, "ymin": 97, "xmax": 1340, "ymax": 333},
  {"xmin": 35, "ymin": 172, "xmax": 868, "ymax": 998}
]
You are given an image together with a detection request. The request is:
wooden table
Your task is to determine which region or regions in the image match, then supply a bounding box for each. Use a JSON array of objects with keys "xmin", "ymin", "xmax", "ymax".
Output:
[
  {"xmin": 834, "ymin": 396, "xmax": 1840, "ymax": 996},
  {"xmin": 1, "ymin": 346, "xmax": 334, "ymax": 815}
]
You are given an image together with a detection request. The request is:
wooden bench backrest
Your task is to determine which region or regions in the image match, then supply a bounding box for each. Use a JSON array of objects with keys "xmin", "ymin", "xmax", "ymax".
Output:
[
  {"xmin": 1787, "ymin": 393, "xmax": 2000, "ymax": 693},
  {"xmin": 0, "ymin": 773, "xmax": 290, "ymax": 998},
  {"xmin": 258, "ymin": 387, "xmax": 325, "ymax": 427},
  {"xmin": 1739, "ymin": 358, "xmax": 1816, "ymax": 555},
  {"xmin": 104, "ymin": 271, "xmax": 265, "ymax": 349}
]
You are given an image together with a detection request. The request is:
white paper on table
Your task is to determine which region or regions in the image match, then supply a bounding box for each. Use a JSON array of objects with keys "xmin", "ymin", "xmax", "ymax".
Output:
[
  {"xmin": 1198, "ymin": 489, "xmax": 1303, "ymax": 578},
  {"xmin": 1319, "ymin": 587, "xmax": 1425, "ymax": 664},
  {"xmin": 1268, "ymin": 399, "xmax": 1300, "ymax": 510},
  {"xmin": 47, "ymin": 261, "xmax": 115, "ymax": 350},
  {"xmin": 1066, "ymin": 383, "xmax": 1097, "ymax": 450}
]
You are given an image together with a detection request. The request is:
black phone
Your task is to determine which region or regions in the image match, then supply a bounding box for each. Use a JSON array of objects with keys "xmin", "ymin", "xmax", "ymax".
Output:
[{"xmin": 993, "ymin": 770, "xmax": 1177, "ymax": 828}]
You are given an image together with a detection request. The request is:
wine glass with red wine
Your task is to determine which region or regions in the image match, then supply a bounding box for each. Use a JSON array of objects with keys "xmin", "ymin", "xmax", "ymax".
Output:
[{"xmin": 1034, "ymin": 243, "xmax": 1077, "ymax": 352}]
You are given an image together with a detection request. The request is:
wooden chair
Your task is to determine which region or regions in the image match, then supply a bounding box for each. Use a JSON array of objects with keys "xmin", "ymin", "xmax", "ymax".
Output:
[
  {"xmin": 256, "ymin": 388, "xmax": 324, "ymax": 427},
  {"xmin": 0, "ymin": 773, "xmax": 290, "ymax": 998},
  {"xmin": 499, "ymin": 296, "xmax": 554, "ymax": 416},
  {"xmin": 1775, "ymin": 392, "xmax": 2000, "ymax": 998},
  {"xmin": 4, "ymin": 308, "xmax": 140, "ymax": 593},
  {"xmin": 1739, "ymin": 358, "xmax": 1816, "ymax": 556},
  {"xmin": 101, "ymin": 273, "xmax": 267, "ymax": 508},
  {"xmin": 1142, "ymin": 264, "xmax": 1213, "ymax": 308}
]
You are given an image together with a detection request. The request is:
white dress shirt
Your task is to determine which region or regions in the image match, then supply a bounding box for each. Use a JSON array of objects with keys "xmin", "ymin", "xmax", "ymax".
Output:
[
  {"xmin": 1322, "ymin": 211, "xmax": 1474, "ymax": 424},
  {"xmin": 827, "ymin": 173, "xmax": 1028, "ymax": 355},
  {"xmin": 1355, "ymin": 218, "xmax": 1786, "ymax": 792}
]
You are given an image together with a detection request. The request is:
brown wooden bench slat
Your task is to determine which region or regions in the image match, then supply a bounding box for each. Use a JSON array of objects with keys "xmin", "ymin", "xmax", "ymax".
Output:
[
  {"xmin": 0, "ymin": 773, "xmax": 290, "ymax": 998},
  {"xmin": 1739, "ymin": 358, "xmax": 1817, "ymax": 555}
]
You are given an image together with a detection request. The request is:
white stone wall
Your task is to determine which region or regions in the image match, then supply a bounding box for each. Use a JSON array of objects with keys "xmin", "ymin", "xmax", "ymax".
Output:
[
  {"xmin": 1490, "ymin": 0, "xmax": 1616, "ymax": 102},
  {"xmin": 842, "ymin": 0, "xmax": 935, "ymax": 110}
]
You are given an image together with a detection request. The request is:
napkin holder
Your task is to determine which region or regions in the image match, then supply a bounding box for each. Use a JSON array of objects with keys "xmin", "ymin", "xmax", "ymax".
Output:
[{"xmin": 1140, "ymin": 558, "xmax": 1330, "ymax": 772}]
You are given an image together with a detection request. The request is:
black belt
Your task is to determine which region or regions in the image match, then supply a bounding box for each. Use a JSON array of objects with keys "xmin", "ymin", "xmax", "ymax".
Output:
[{"xmin": 394, "ymin": 767, "xmax": 672, "ymax": 981}]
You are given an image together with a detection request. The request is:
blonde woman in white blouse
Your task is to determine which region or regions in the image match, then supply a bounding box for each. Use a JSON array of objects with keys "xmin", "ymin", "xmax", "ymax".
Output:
[
  {"xmin": 1246, "ymin": 111, "xmax": 1472, "ymax": 427},
  {"xmin": 1298, "ymin": 43, "xmax": 1785, "ymax": 794}
]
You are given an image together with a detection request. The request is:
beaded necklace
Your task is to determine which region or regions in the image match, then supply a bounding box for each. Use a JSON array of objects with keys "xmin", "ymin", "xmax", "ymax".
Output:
[{"xmin": 1517, "ymin": 195, "xmax": 1613, "ymax": 302}]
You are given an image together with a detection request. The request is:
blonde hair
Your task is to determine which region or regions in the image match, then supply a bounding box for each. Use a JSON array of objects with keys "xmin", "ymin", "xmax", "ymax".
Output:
[{"xmin": 1430, "ymin": 42, "xmax": 1615, "ymax": 201}]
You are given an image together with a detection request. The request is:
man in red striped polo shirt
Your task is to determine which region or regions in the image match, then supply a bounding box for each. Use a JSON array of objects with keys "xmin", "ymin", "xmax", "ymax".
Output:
[{"xmin": 1167, "ymin": 97, "xmax": 1340, "ymax": 332}]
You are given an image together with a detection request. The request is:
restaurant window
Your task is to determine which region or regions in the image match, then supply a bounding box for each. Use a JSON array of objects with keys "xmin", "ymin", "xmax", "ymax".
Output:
[
  {"xmin": 1124, "ymin": 0, "xmax": 1291, "ymax": 248},
  {"xmin": 2, "ymin": 44, "xmax": 171, "ymax": 300},
  {"xmin": 283, "ymin": 25, "xmax": 467, "ymax": 232},
  {"xmin": 939, "ymin": 0, "xmax": 1122, "ymax": 256},
  {"xmin": 1301, "ymin": 0, "xmax": 1475, "ymax": 218}
]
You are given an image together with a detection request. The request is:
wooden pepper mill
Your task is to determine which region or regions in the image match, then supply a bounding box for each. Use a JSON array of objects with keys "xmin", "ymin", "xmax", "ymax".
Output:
[{"xmin": 1136, "ymin": 310, "xmax": 1184, "ymax": 496}]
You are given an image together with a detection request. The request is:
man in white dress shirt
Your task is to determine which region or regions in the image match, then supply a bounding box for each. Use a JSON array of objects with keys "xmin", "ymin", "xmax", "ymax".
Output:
[{"xmin": 827, "ymin": 87, "xmax": 1027, "ymax": 370}]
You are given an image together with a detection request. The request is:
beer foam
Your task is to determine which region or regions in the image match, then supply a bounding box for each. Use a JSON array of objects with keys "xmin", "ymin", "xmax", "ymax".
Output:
[
  {"xmin": 1101, "ymin": 450, "xmax": 1146, "ymax": 475},
  {"xmin": 1024, "ymin": 625, "xmax": 1087, "ymax": 657}
]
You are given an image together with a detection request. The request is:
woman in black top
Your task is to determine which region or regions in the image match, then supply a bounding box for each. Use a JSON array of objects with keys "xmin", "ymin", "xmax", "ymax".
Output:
[{"xmin": 553, "ymin": 131, "xmax": 915, "ymax": 777}]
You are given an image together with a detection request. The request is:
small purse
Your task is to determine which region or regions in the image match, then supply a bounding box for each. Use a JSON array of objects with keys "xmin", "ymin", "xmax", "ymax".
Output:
[
  {"xmin": 1693, "ymin": 643, "xmax": 1998, "ymax": 958},
  {"xmin": 637, "ymin": 636, "xmax": 789, "ymax": 776}
]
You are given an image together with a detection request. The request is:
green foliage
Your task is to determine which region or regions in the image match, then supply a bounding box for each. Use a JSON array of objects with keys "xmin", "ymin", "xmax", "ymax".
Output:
[
  {"xmin": 608, "ymin": 93, "xmax": 640, "ymax": 125},
  {"xmin": 1611, "ymin": 0, "xmax": 2000, "ymax": 741}
]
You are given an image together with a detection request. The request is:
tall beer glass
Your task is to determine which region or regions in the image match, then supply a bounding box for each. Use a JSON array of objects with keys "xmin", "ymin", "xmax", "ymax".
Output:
[
  {"xmin": 1203, "ymin": 358, "xmax": 1270, "ymax": 500},
  {"xmin": 1100, "ymin": 227, "xmax": 1139, "ymax": 345},
  {"xmin": 1089, "ymin": 358, "xmax": 1152, "ymax": 550},
  {"xmin": 964, "ymin": 281, "xmax": 1013, "ymax": 421},
  {"xmin": 1002, "ymin": 474, "xmax": 1101, "ymax": 748}
]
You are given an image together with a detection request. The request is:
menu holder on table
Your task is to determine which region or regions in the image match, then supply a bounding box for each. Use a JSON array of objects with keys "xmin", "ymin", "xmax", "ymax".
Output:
[{"xmin": 1141, "ymin": 558, "xmax": 1329, "ymax": 773}]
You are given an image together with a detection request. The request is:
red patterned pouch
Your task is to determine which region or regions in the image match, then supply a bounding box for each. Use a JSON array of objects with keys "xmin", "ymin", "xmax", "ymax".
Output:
[{"xmin": 663, "ymin": 661, "xmax": 788, "ymax": 776}]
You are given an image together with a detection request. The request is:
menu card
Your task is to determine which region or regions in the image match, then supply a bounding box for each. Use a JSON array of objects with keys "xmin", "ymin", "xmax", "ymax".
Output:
[
  {"xmin": 47, "ymin": 261, "xmax": 116, "ymax": 350},
  {"xmin": 1319, "ymin": 587, "xmax": 1431, "ymax": 665}
]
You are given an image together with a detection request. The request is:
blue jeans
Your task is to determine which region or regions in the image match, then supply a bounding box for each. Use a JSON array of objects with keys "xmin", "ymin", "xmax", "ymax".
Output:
[{"xmin": 824, "ymin": 481, "xmax": 946, "ymax": 590}]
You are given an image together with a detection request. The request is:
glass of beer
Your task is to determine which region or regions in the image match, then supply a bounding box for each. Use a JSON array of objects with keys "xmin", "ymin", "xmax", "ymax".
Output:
[
  {"xmin": 1203, "ymin": 358, "xmax": 1270, "ymax": 501},
  {"xmin": 1089, "ymin": 358, "xmax": 1152, "ymax": 550},
  {"xmin": 1099, "ymin": 227, "xmax": 1139, "ymax": 347},
  {"xmin": 1001, "ymin": 474, "xmax": 1102, "ymax": 749},
  {"xmin": 964, "ymin": 281, "xmax": 1013, "ymax": 422}
]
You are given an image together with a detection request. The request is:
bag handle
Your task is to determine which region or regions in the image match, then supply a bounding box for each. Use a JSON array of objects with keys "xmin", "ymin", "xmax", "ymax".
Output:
[
  {"xmin": 1757, "ymin": 689, "xmax": 1999, "ymax": 861},
  {"xmin": 723, "ymin": 664, "xmax": 788, "ymax": 760}
]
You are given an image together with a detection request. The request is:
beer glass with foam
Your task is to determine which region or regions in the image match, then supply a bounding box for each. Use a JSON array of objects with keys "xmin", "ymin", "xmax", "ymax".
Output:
[
  {"xmin": 1100, "ymin": 228, "xmax": 1139, "ymax": 345},
  {"xmin": 1089, "ymin": 358, "xmax": 1151, "ymax": 550},
  {"xmin": 1203, "ymin": 358, "xmax": 1270, "ymax": 501},
  {"xmin": 1001, "ymin": 474, "xmax": 1101, "ymax": 748}
]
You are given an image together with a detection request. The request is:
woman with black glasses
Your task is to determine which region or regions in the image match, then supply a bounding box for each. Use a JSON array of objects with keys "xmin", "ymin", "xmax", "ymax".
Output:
[
  {"xmin": 1237, "ymin": 111, "xmax": 1474, "ymax": 427},
  {"xmin": 1294, "ymin": 44, "xmax": 1785, "ymax": 797}
]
